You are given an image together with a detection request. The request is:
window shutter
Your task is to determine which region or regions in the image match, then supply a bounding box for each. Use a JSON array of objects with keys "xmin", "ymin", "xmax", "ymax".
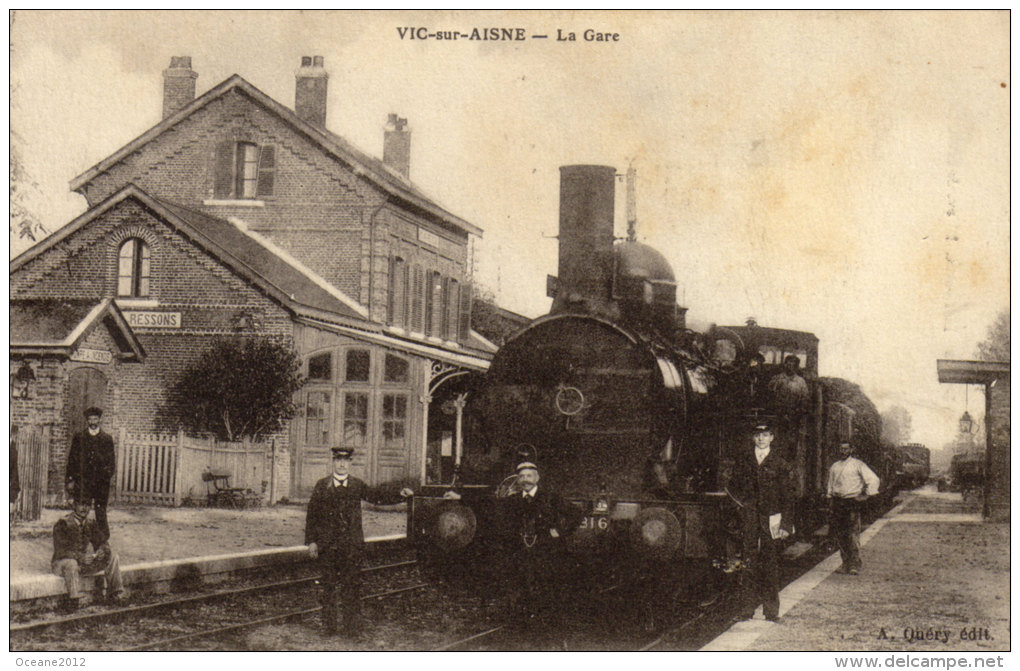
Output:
[
  {"xmin": 213, "ymin": 141, "xmax": 235, "ymax": 198},
  {"xmin": 458, "ymin": 281, "xmax": 473, "ymax": 342},
  {"xmin": 411, "ymin": 265, "xmax": 424, "ymax": 332},
  {"xmin": 256, "ymin": 144, "xmax": 275, "ymax": 197}
]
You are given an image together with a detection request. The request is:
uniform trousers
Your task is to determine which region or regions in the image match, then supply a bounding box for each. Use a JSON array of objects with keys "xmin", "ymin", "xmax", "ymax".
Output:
[
  {"xmin": 77, "ymin": 484, "xmax": 111, "ymax": 543},
  {"xmin": 741, "ymin": 517, "xmax": 780, "ymax": 620},
  {"xmin": 505, "ymin": 541, "xmax": 567, "ymax": 627},
  {"xmin": 52, "ymin": 546, "xmax": 123, "ymax": 600},
  {"xmin": 318, "ymin": 548, "xmax": 363, "ymax": 633},
  {"xmin": 830, "ymin": 497, "xmax": 863, "ymax": 571}
]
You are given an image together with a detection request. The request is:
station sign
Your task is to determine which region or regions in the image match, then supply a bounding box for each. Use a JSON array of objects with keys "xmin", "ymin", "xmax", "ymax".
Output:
[
  {"xmin": 417, "ymin": 227, "xmax": 442, "ymax": 249},
  {"xmin": 70, "ymin": 348, "xmax": 113, "ymax": 365},
  {"xmin": 124, "ymin": 311, "xmax": 182, "ymax": 329}
]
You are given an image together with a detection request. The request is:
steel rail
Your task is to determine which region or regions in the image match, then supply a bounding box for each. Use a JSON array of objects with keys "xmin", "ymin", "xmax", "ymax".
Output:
[
  {"xmin": 432, "ymin": 626, "xmax": 505, "ymax": 651},
  {"xmin": 122, "ymin": 582, "xmax": 430, "ymax": 651},
  {"xmin": 12, "ymin": 559, "xmax": 417, "ymax": 636}
]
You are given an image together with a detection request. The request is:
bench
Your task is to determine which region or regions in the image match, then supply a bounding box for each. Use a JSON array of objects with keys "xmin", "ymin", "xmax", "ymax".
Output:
[{"xmin": 201, "ymin": 471, "xmax": 250, "ymax": 508}]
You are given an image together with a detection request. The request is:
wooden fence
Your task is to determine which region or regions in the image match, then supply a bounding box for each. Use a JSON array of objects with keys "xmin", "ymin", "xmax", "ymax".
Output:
[
  {"xmin": 115, "ymin": 430, "xmax": 277, "ymax": 506},
  {"xmin": 13, "ymin": 424, "xmax": 50, "ymax": 521}
]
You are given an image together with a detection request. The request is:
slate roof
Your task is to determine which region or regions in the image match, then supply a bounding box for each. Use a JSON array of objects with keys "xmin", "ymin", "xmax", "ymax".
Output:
[
  {"xmin": 10, "ymin": 297, "xmax": 145, "ymax": 361},
  {"xmin": 151, "ymin": 196, "xmax": 370, "ymax": 323},
  {"xmin": 10, "ymin": 299, "xmax": 100, "ymax": 344}
]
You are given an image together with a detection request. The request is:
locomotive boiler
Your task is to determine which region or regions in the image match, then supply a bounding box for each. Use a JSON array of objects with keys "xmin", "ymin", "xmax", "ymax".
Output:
[{"xmin": 409, "ymin": 165, "xmax": 893, "ymax": 604}]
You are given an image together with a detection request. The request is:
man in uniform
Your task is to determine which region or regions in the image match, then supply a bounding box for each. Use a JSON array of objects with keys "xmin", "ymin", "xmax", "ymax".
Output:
[
  {"xmin": 500, "ymin": 460, "xmax": 582, "ymax": 627},
  {"xmin": 827, "ymin": 441, "xmax": 880, "ymax": 575},
  {"xmin": 65, "ymin": 407, "xmax": 116, "ymax": 543},
  {"xmin": 304, "ymin": 447, "xmax": 413, "ymax": 637},
  {"xmin": 52, "ymin": 499, "xmax": 124, "ymax": 611},
  {"xmin": 731, "ymin": 423, "xmax": 794, "ymax": 622}
]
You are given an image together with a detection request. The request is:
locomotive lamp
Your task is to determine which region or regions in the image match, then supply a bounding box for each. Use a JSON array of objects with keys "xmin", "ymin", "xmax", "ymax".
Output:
[{"xmin": 958, "ymin": 411, "xmax": 974, "ymax": 435}]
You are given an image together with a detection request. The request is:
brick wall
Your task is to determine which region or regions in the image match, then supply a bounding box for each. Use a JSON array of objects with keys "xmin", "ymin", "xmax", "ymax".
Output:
[
  {"xmin": 74, "ymin": 88, "xmax": 474, "ymax": 337},
  {"xmin": 11, "ymin": 197, "xmax": 296, "ymax": 499},
  {"xmin": 986, "ymin": 376, "xmax": 1009, "ymax": 521}
]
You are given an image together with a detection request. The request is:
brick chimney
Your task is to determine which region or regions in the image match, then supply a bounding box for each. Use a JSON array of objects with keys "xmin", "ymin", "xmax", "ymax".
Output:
[
  {"xmin": 162, "ymin": 56, "xmax": 197, "ymax": 119},
  {"xmin": 383, "ymin": 114, "xmax": 411, "ymax": 178},
  {"xmin": 295, "ymin": 55, "xmax": 328, "ymax": 128},
  {"xmin": 551, "ymin": 165, "xmax": 617, "ymax": 315}
]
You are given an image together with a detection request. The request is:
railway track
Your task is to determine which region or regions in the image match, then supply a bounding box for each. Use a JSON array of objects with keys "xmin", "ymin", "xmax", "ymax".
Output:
[
  {"xmin": 428, "ymin": 497, "xmax": 900, "ymax": 651},
  {"xmin": 126, "ymin": 581, "xmax": 430, "ymax": 651},
  {"xmin": 10, "ymin": 559, "xmax": 421, "ymax": 651}
]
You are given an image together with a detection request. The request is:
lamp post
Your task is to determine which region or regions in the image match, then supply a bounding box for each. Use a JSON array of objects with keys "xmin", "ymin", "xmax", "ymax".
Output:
[
  {"xmin": 12, "ymin": 362, "xmax": 35, "ymax": 400},
  {"xmin": 958, "ymin": 411, "xmax": 974, "ymax": 435}
]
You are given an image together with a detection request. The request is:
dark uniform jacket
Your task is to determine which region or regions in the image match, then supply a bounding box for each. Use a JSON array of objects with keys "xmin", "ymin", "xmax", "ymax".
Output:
[
  {"xmin": 501, "ymin": 488, "xmax": 582, "ymax": 550},
  {"xmin": 304, "ymin": 476, "xmax": 402, "ymax": 558},
  {"xmin": 731, "ymin": 449, "xmax": 795, "ymax": 535},
  {"xmin": 65, "ymin": 430, "xmax": 116, "ymax": 499},
  {"xmin": 52, "ymin": 514, "xmax": 107, "ymax": 564}
]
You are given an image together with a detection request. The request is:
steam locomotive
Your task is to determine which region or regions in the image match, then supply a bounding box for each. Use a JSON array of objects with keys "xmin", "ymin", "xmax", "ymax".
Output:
[{"xmin": 409, "ymin": 165, "xmax": 895, "ymax": 603}]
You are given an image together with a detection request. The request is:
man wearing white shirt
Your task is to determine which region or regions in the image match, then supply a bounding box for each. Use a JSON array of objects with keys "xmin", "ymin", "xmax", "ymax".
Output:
[{"xmin": 827, "ymin": 441, "xmax": 880, "ymax": 575}]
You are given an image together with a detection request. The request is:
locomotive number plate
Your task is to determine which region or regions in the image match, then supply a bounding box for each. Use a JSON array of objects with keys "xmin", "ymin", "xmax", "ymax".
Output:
[{"xmin": 579, "ymin": 515, "xmax": 610, "ymax": 531}]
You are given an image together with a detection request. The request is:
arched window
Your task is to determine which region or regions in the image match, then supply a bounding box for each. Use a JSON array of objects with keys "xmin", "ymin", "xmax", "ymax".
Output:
[{"xmin": 117, "ymin": 238, "xmax": 150, "ymax": 297}]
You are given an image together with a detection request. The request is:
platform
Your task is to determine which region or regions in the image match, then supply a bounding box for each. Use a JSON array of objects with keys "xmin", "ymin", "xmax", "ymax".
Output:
[
  {"xmin": 9, "ymin": 503, "xmax": 407, "ymax": 606},
  {"xmin": 701, "ymin": 488, "xmax": 1008, "ymax": 652}
]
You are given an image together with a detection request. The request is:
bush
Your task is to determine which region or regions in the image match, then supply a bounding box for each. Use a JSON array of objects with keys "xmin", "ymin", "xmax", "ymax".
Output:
[{"xmin": 163, "ymin": 337, "xmax": 304, "ymax": 441}]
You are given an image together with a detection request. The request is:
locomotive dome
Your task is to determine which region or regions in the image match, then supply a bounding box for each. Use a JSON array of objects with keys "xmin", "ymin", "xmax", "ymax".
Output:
[{"xmin": 614, "ymin": 240, "xmax": 676, "ymax": 283}]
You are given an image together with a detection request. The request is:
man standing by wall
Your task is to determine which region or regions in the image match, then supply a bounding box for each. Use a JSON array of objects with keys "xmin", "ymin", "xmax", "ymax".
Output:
[
  {"xmin": 305, "ymin": 446, "xmax": 413, "ymax": 638},
  {"xmin": 65, "ymin": 407, "xmax": 116, "ymax": 542},
  {"xmin": 731, "ymin": 423, "xmax": 795, "ymax": 622},
  {"xmin": 827, "ymin": 441, "xmax": 880, "ymax": 575}
]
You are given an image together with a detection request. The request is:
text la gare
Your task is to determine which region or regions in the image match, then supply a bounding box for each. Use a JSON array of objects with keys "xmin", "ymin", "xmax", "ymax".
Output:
[{"xmin": 558, "ymin": 29, "xmax": 620, "ymax": 42}]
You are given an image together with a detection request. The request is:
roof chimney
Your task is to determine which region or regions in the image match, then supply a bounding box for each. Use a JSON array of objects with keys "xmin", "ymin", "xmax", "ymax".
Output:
[
  {"xmin": 295, "ymin": 55, "xmax": 328, "ymax": 128},
  {"xmin": 162, "ymin": 56, "xmax": 197, "ymax": 119},
  {"xmin": 383, "ymin": 114, "xmax": 411, "ymax": 179}
]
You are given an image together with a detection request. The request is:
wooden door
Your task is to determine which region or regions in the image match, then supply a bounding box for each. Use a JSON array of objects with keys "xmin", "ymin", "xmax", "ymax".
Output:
[{"xmin": 66, "ymin": 367, "xmax": 109, "ymax": 436}]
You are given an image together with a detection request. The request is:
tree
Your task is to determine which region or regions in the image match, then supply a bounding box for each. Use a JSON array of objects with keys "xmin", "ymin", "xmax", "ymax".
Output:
[
  {"xmin": 975, "ymin": 310, "xmax": 1009, "ymax": 362},
  {"xmin": 471, "ymin": 285, "xmax": 531, "ymax": 348},
  {"xmin": 10, "ymin": 13, "xmax": 46, "ymax": 246},
  {"xmin": 163, "ymin": 337, "xmax": 304, "ymax": 441},
  {"xmin": 880, "ymin": 405, "xmax": 913, "ymax": 446}
]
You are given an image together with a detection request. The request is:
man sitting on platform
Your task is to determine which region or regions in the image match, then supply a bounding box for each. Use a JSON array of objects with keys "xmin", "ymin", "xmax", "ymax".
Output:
[{"xmin": 52, "ymin": 499, "xmax": 124, "ymax": 612}]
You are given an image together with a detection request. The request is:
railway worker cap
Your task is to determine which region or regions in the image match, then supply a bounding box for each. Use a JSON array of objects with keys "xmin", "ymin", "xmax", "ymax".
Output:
[
  {"xmin": 515, "ymin": 461, "xmax": 538, "ymax": 474},
  {"xmin": 330, "ymin": 447, "xmax": 354, "ymax": 459},
  {"xmin": 752, "ymin": 423, "xmax": 772, "ymax": 434},
  {"xmin": 84, "ymin": 407, "xmax": 103, "ymax": 419}
]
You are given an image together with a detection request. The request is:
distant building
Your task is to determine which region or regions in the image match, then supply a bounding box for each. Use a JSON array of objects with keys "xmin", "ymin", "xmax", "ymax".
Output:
[
  {"xmin": 10, "ymin": 56, "xmax": 496, "ymax": 502},
  {"xmin": 937, "ymin": 359, "xmax": 1010, "ymax": 521}
]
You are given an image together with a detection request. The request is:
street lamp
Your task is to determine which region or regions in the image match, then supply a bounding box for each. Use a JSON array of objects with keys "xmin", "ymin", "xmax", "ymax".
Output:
[
  {"xmin": 12, "ymin": 362, "xmax": 35, "ymax": 400},
  {"xmin": 958, "ymin": 411, "xmax": 974, "ymax": 435}
]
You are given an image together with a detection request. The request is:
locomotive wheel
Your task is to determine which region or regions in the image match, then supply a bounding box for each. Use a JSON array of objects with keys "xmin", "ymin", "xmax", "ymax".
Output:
[
  {"xmin": 632, "ymin": 507, "xmax": 683, "ymax": 559},
  {"xmin": 430, "ymin": 501, "xmax": 478, "ymax": 551}
]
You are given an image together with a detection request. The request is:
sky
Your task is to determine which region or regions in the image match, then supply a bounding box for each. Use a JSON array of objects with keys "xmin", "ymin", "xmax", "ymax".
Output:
[{"xmin": 9, "ymin": 10, "xmax": 1010, "ymax": 456}]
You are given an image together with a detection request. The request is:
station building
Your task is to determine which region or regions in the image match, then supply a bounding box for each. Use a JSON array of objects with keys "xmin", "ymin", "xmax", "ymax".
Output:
[{"xmin": 10, "ymin": 56, "xmax": 496, "ymax": 503}]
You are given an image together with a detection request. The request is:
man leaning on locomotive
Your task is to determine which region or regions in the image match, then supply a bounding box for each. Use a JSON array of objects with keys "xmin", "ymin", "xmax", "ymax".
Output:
[{"xmin": 304, "ymin": 446, "xmax": 413, "ymax": 638}]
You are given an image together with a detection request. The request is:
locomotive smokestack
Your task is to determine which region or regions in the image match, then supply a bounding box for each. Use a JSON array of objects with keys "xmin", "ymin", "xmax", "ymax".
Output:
[{"xmin": 552, "ymin": 165, "xmax": 617, "ymax": 315}]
